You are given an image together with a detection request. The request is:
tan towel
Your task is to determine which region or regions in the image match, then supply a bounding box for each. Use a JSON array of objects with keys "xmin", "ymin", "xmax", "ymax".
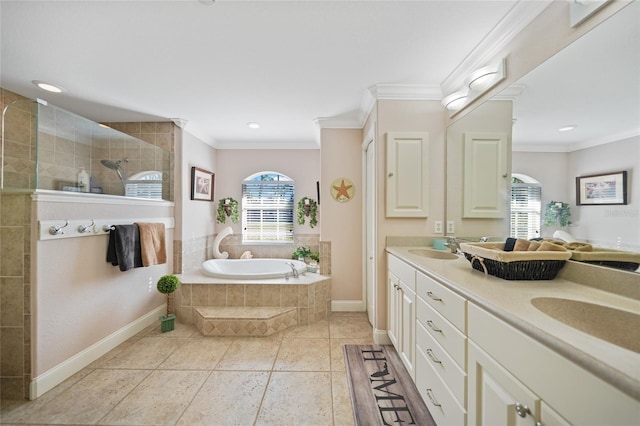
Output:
[{"xmin": 134, "ymin": 222, "xmax": 167, "ymax": 266}]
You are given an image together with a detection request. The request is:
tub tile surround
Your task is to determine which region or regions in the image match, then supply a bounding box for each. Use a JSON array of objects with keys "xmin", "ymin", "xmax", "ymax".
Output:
[
  {"xmin": 176, "ymin": 276, "xmax": 332, "ymax": 334},
  {"xmin": 193, "ymin": 306, "xmax": 298, "ymax": 337}
]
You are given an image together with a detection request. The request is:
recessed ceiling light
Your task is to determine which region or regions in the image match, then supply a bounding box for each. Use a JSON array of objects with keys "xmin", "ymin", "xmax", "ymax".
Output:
[
  {"xmin": 32, "ymin": 80, "xmax": 65, "ymax": 93},
  {"xmin": 558, "ymin": 125, "xmax": 577, "ymax": 132},
  {"xmin": 247, "ymin": 122, "xmax": 260, "ymax": 129}
]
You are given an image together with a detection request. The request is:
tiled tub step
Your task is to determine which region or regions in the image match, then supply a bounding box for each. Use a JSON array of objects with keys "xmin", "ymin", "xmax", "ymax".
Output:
[{"xmin": 193, "ymin": 306, "xmax": 298, "ymax": 337}]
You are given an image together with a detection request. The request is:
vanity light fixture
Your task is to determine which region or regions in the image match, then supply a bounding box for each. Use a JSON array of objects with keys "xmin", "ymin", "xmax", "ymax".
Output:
[
  {"xmin": 247, "ymin": 122, "xmax": 260, "ymax": 129},
  {"xmin": 558, "ymin": 125, "xmax": 577, "ymax": 132},
  {"xmin": 441, "ymin": 90, "xmax": 469, "ymax": 111},
  {"xmin": 466, "ymin": 59, "xmax": 506, "ymax": 92},
  {"xmin": 32, "ymin": 80, "xmax": 65, "ymax": 93}
]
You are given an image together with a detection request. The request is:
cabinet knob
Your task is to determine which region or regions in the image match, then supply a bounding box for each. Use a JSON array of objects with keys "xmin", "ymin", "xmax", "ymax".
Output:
[
  {"xmin": 388, "ymin": 172, "xmax": 394, "ymax": 177},
  {"xmin": 502, "ymin": 173, "xmax": 508, "ymax": 178}
]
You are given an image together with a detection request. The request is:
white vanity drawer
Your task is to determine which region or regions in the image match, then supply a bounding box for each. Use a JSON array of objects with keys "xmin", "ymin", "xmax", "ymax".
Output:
[
  {"xmin": 416, "ymin": 344, "xmax": 466, "ymax": 426},
  {"xmin": 416, "ymin": 319, "xmax": 466, "ymax": 405},
  {"xmin": 388, "ymin": 254, "xmax": 416, "ymax": 292},
  {"xmin": 416, "ymin": 296, "xmax": 466, "ymax": 369},
  {"xmin": 416, "ymin": 271, "xmax": 466, "ymax": 332}
]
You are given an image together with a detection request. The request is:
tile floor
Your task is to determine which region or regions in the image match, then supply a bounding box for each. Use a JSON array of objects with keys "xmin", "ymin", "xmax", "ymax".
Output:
[{"xmin": 0, "ymin": 312, "xmax": 375, "ymax": 425}]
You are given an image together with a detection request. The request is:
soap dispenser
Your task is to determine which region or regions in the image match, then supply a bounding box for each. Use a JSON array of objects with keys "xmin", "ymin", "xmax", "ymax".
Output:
[{"xmin": 78, "ymin": 167, "xmax": 90, "ymax": 192}]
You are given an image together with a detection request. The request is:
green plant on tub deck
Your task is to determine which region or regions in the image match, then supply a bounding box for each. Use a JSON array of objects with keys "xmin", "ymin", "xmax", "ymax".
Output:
[
  {"xmin": 157, "ymin": 274, "xmax": 180, "ymax": 332},
  {"xmin": 291, "ymin": 246, "xmax": 320, "ymax": 263}
]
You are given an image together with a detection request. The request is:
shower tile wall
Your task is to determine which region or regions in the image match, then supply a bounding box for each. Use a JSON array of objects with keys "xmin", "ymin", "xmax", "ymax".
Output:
[
  {"xmin": 1, "ymin": 88, "xmax": 32, "ymax": 400},
  {"xmin": 105, "ymin": 121, "xmax": 176, "ymax": 201}
]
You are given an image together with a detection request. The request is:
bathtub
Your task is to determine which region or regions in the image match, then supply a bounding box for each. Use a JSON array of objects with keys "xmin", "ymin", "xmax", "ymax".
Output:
[{"xmin": 201, "ymin": 258, "xmax": 308, "ymax": 279}]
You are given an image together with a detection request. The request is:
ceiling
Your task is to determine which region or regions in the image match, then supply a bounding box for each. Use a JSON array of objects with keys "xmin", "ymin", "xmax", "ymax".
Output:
[
  {"xmin": 1, "ymin": 0, "xmax": 544, "ymax": 149},
  {"xmin": 509, "ymin": 0, "xmax": 640, "ymax": 152}
]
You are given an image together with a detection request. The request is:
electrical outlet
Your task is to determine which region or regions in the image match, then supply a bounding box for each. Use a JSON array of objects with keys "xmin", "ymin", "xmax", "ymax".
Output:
[
  {"xmin": 446, "ymin": 221, "xmax": 455, "ymax": 234},
  {"xmin": 434, "ymin": 220, "xmax": 443, "ymax": 234}
]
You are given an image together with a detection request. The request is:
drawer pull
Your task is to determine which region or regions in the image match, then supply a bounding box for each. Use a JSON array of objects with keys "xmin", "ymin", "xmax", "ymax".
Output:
[
  {"xmin": 427, "ymin": 291, "xmax": 442, "ymax": 302},
  {"xmin": 515, "ymin": 402, "xmax": 531, "ymax": 418},
  {"xmin": 426, "ymin": 320, "xmax": 443, "ymax": 333},
  {"xmin": 426, "ymin": 389, "xmax": 441, "ymax": 407},
  {"xmin": 426, "ymin": 349, "xmax": 442, "ymax": 364}
]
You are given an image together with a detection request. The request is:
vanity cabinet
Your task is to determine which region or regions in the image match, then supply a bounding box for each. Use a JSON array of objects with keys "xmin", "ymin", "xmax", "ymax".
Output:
[
  {"xmin": 387, "ymin": 254, "xmax": 416, "ymax": 378},
  {"xmin": 468, "ymin": 302, "xmax": 640, "ymax": 426},
  {"xmin": 415, "ymin": 270, "xmax": 468, "ymax": 425},
  {"xmin": 385, "ymin": 132, "xmax": 429, "ymax": 218}
]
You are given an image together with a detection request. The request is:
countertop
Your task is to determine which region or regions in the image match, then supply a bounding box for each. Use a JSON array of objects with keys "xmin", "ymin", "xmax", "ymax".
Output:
[{"xmin": 386, "ymin": 246, "xmax": 640, "ymax": 401}]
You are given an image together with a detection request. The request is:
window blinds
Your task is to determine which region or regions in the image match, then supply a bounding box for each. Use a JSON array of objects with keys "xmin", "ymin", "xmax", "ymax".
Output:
[
  {"xmin": 242, "ymin": 182, "xmax": 294, "ymax": 242},
  {"xmin": 510, "ymin": 183, "xmax": 541, "ymax": 240}
]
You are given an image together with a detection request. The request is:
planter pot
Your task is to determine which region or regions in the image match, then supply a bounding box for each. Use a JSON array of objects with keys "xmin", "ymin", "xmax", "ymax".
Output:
[{"xmin": 160, "ymin": 313, "xmax": 176, "ymax": 333}]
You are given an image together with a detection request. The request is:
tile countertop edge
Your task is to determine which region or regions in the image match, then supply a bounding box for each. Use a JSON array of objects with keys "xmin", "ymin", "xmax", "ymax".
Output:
[{"xmin": 385, "ymin": 246, "xmax": 640, "ymax": 402}]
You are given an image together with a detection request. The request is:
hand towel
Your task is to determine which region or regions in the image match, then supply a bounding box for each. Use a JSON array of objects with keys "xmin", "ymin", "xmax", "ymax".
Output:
[
  {"xmin": 106, "ymin": 225, "xmax": 143, "ymax": 271},
  {"xmin": 135, "ymin": 222, "xmax": 167, "ymax": 266}
]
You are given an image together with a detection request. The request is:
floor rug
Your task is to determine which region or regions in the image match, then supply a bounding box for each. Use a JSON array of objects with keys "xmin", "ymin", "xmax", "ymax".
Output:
[{"xmin": 344, "ymin": 344, "xmax": 436, "ymax": 426}]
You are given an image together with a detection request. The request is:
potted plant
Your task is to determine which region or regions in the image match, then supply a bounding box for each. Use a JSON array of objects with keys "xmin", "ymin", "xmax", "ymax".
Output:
[
  {"xmin": 291, "ymin": 246, "xmax": 320, "ymax": 263},
  {"xmin": 296, "ymin": 197, "xmax": 318, "ymax": 228},
  {"xmin": 217, "ymin": 197, "xmax": 239, "ymax": 224},
  {"xmin": 543, "ymin": 201, "xmax": 571, "ymax": 227},
  {"xmin": 157, "ymin": 274, "xmax": 180, "ymax": 332}
]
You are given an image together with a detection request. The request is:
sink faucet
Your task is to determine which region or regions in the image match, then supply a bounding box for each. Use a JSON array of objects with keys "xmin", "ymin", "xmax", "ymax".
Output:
[
  {"xmin": 287, "ymin": 262, "xmax": 299, "ymax": 278},
  {"xmin": 444, "ymin": 236, "xmax": 462, "ymax": 254}
]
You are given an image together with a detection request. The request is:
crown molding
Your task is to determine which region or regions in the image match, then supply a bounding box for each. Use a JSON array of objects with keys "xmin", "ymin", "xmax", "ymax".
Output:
[
  {"xmin": 513, "ymin": 129, "xmax": 640, "ymax": 153},
  {"xmin": 441, "ymin": 0, "xmax": 553, "ymax": 96},
  {"xmin": 317, "ymin": 83, "xmax": 443, "ymax": 130}
]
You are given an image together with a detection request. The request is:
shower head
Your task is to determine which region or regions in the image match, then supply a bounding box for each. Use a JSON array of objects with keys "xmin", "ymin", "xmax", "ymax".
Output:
[
  {"xmin": 100, "ymin": 158, "xmax": 127, "ymax": 186},
  {"xmin": 100, "ymin": 159, "xmax": 121, "ymax": 170}
]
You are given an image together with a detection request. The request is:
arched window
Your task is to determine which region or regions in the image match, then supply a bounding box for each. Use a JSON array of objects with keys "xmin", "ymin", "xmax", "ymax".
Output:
[
  {"xmin": 242, "ymin": 172, "xmax": 294, "ymax": 243},
  {"xmin": 511, "ymin": 173, "xmax": 542, "ymax": 240}
]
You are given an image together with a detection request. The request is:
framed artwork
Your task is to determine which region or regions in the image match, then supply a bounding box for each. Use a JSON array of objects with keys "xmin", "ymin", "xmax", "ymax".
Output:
[
  {"xmin": 576, "ymin": 171, "xmax": 627, "ymax": 206},
  {"xmin": 191, "ymin": 167, "xmax": 214, "ymax": 201}
]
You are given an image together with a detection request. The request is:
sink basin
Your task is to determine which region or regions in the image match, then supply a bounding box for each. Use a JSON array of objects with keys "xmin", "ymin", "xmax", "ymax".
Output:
[
  {"xmin": 531, "ymin": 297, "xmax": 640, "ymax": 353},
  {"xmin": 408, "ymin": 249, "xmax": 459, "ymax": 260}
]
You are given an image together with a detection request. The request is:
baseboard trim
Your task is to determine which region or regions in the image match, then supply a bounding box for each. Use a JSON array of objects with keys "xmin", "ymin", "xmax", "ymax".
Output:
[
  {"xmin": 373, "ymin": 328, "xmax": 392, "ymax": 345},
  {"xmin": 29, "ymin": 304, "xmax": 165, "ymax": 400},
  {"xmin": 331, "ymin": 300, "xmax": 366, "ymax": 312}
]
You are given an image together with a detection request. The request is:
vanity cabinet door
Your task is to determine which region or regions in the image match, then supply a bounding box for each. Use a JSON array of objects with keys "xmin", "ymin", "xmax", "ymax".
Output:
[
  {"xmin": 386, "ymin": 132, "xmax": 429, "ymax": 217},
  {"xmin": 468, "ymin": 340, "xmax": 541, "ymax": 426},
  {"xmin": 462, "ymin": 132, "xmax": 508, "ymax": 218},
  {"xmin": 399, "ymin": 279, "xmax": 416, "ymax": 379},
  {"xmin": 387, "ymin": 271, "xmax": 400, "ymax": 349}
]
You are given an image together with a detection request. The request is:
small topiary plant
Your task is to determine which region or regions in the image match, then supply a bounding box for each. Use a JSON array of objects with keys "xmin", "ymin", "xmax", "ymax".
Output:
[{"xmin": 157, "ymin": 274, "xmax": 180, "ymax": 317}]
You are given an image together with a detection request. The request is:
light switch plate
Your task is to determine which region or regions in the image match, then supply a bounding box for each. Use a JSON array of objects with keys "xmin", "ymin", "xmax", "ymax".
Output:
[{"xmin": 446, "ymin": 221, "xmax": 455, "ymax": 234}]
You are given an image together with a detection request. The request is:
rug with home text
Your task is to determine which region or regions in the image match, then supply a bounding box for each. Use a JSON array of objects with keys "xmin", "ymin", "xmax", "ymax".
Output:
[{"xmin": 343, "ymin": 345, "xmax": 435, "ymax": 426}]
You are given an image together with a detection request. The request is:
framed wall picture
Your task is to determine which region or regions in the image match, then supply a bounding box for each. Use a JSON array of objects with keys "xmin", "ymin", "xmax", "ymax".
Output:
[
  {"xmin": 191, "ymin": 167, "xmax": 215, "ymax": 201},
  {"xmin": 576, "ymin": 171, "xmax": 627, "ymax": 206}
]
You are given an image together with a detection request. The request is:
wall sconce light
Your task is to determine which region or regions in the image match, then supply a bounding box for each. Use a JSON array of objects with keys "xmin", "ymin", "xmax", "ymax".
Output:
[
  {"xmin": 441, "ymin": 90, "xmax": 469, "ymax": 111},
  {"xmin": 442, "ymin": 58, "xmax": 506, "ymax": 114},
  {"xmin": 466, "ymin": 59, "xmax": 506, "ymax": 92}
]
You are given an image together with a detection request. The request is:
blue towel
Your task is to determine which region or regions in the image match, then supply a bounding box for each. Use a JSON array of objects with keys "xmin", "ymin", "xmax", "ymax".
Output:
[{"xmin": 107, "ymin": 225, "xmax": 143, "ymax": 271}]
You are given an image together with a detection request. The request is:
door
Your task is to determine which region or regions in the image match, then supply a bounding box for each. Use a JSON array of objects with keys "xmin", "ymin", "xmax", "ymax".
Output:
[{"xmin": 365, "ymin": 136, "xmax": 376, "ymax": 326}]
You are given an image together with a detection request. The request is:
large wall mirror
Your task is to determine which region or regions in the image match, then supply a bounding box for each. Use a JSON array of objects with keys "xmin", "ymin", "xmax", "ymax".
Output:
[{"xmin": 446, "ymin": 2, "xmax": 639, "ymax": 272}]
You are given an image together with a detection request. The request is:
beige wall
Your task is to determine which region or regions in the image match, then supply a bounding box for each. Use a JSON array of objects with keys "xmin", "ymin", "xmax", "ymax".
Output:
[
  {"xmin": 320, "ymin": 129, "xmax": 363, "ymax": 301},
  {"xmin": 568, "ymin": 137, "xmax": 639, "ymax": 248},
  {"xmin": 374, "ymin": 100, "xmax": 446, "ymax": 329}
]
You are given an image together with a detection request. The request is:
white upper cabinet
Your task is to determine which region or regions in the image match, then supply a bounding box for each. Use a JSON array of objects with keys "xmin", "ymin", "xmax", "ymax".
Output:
[
  {"xmin": 386, "ymin": 132, "xmax": 429, "ymax": 218},
  {"xmin": 462, "ymin": 132, "xmax": 508, "ymax": 218}
]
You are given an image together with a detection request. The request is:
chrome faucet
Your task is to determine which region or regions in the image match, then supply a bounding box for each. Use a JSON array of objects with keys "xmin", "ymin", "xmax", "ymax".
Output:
[
  {"xmin": 287, "ymin": 262, "xmax": 299, "ymax": 278},
  {"xmin": 444, "ymin": 236, "xmax": 462, "ymax": 254}
]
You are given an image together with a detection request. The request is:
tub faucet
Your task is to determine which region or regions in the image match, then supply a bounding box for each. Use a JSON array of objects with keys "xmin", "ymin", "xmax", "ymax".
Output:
[{"xmin": 287, "ymin": 262, "xmax": 299, "ymax": 278}]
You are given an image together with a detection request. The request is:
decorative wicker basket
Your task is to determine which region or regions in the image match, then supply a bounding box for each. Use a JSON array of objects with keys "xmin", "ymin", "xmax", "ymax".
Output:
[
  {"xmin": 567, "ymin": 248, "xmax": 640, "ymax": 272},
  {"xmin": 459, "ymin": 242, "xmax": 572, "ymax": 280}
]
